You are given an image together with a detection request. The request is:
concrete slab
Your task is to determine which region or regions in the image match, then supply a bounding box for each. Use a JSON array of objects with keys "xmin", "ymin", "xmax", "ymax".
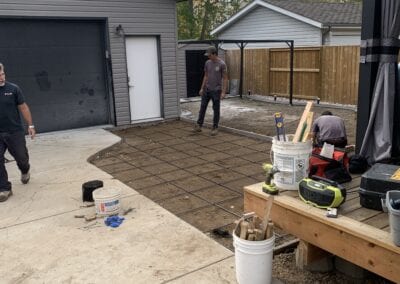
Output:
[
  {"xmin": 0, "ymin": 179, "xmax": 137, "ymax": 229},
  {"xmin": 168, "ymin": 257, "xmax": 236, "ymax": 284},
  {"xmin": 0, "ymin": 195, "xmax": 232, "ymax": 283},
  {"xmin": 0, "ymin": 127, "xmax": 234, "ymax": 283}
]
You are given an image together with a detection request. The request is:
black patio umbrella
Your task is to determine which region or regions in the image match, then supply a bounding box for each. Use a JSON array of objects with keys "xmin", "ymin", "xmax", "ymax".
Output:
[{"xmin": 360, "ymin": 0, "xmax": 400, "ymax": 164}]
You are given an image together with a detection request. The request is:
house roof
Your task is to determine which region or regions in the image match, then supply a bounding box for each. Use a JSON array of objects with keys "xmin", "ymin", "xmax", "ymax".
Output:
[{"xmin": 211, "ymin": 0, "xmax": 362, "ymax": 35}]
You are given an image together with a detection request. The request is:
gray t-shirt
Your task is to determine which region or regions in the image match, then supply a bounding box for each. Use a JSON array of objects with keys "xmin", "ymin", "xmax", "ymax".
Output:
[
  {"xmin": 0, "ymin": 82, "xmax": 25, "ymax": 132},
  {"xmin": 204, "ymin": 58, "xmax": 227, "ymax": 92},
  {"xmin": 312, "ymin": 115, "xmax": 347, "ymax": 141}
]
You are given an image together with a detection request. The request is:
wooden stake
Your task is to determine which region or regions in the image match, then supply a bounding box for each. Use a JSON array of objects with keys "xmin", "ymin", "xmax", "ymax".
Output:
[
  {"xmin": 234, "ymin": 219, "xmax": 241, "ymax": 237},
  {"xmin": 255, "ymin": 229, "xmax": 264, "ymax": 241},
  {"xmin": 293, "ymin": 101, "xmax": 313, "ymax": 142},
  {"xmin": 266, "ymin": 222, "xmax": 274, "ymax": 239},
  {"xmin": 301, "ymin": 112, "xmax": 314, "ymax": 142},
  {"xmin": 247, "ymin": 233, "xmax": 255, "ymax": 241},
  {"xmin": 253, "ymin": 216, "xmax": 262, "ymax": 229},
  {"xmin": 240, "ymin": 221, "xmax": 249, "ymax": 239},
  {"xmin": 261, "ymin": 196, "xmax": 274, "ymax": 233}
]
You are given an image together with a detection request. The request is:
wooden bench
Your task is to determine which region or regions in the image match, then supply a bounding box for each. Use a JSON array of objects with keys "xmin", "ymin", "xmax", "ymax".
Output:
[{"xmin": 244, "ymin": 178, "xmax": 400, "ymax": 283}]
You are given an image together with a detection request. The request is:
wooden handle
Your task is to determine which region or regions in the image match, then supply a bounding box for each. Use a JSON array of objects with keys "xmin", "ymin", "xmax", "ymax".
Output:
[
  {"xmin": 266, "ymin": 222, "xmax": 274, "ymax": 239},
  {"xmin": 261, "ymin": 196, "xmax": 274, "ymax": 237},
  {"xmin": 240, "ymin": 221, "xmax": 249, "ymax": 239}
]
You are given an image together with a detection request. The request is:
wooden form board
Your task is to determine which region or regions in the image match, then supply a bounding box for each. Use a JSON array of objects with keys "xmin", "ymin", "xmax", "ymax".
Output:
[
  {"xmin": 302, "ymin": 112, "xmax": 314, "ymax": 142},
  {"xmin": 243, "ymin": 182, "xmax": 400, "ymax": 283},
  {"xmin": 293, "ymin": 101, "xmax": 313, "ymax": 142}
]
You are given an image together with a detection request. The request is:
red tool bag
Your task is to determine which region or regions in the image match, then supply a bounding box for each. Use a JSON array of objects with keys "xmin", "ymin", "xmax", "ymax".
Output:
[{"xmin": 309, "ymin": 147, "xmax": 351, "ymax": 184}]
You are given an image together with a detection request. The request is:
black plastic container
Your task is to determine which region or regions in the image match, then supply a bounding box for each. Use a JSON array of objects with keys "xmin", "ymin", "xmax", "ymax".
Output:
[
  {"xmin": 82, "ymin": 180, "xmax": 103, "ymax": 202},
  {"xmin": 359, "ymin": 163, "xmax": 400, "ymax": 211}
]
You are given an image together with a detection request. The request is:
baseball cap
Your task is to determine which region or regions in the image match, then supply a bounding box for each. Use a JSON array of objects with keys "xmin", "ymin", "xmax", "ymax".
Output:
[{"xmin": 204, "ymin": 46, "xmax": 217, "ymax": 56}]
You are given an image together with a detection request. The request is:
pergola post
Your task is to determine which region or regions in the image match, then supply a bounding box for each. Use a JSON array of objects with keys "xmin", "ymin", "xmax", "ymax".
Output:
[
  {"xmin": 289, "ymin": 41, "xmax": 294, "ymax": 106},
  {"xmin": 239, "ymin": 42, "xmax": 245, "ymax": 98},
  {"xmin": 178, "ymin": 39, "xmax": 294, "ymax": 103}
]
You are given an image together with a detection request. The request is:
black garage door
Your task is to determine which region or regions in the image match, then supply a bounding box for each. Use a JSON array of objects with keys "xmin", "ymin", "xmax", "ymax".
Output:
[{"xmin": 0, "ymin": 19, "xmax": 110, "ymax": 133}]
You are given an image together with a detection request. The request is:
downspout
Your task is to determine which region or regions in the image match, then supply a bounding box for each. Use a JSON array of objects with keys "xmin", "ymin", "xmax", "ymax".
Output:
[{"xmin": 321, "ymin": 25, "xmax": 331, "ymax": 45}]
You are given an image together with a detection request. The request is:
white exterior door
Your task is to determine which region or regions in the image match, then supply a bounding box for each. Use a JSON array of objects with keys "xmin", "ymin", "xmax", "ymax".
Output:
[{"xmin": 125, "ymin": 36, "xmax": 161, "ymax": 122}]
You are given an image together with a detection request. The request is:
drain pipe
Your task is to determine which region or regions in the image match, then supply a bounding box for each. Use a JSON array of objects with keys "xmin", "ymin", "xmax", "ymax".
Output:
[{"xmin": 322, "ymin": 25, "xmax": 331, "ymax": 45}]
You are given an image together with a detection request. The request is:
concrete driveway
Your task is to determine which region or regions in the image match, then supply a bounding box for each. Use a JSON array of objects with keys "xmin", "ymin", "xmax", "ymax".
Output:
[{"xmin": 0, "ymin": 127, "xmax": 236, "ymax": 283}]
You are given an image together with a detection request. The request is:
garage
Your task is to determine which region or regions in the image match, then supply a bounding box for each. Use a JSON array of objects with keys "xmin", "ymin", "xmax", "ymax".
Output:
[{"xmin": 0, "ymin": 19, "xmax": 110, "ymax": 133}]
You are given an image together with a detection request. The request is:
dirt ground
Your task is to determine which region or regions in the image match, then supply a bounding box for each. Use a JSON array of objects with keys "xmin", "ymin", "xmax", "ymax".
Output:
[
  {"xmin": 90, "ymin": 97, "xmax": 390, "ymax": 283},
  {"xmin": 181, "ymin": 95, "xmax": 357, "ymax": 145}
]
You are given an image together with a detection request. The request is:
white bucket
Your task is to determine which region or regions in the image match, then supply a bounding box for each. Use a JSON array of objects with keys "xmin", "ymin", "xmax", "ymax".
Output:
[
  {"xmin": 272, "ymin": 135, "xmax": 312, "ymax": 190},
  {"xmin": 92, "ymin": 187, "xmax": 121, "ymax": 216},
  {"xmin": 233, "ymin": 232, "xmax": 275, "ymax": 284}
]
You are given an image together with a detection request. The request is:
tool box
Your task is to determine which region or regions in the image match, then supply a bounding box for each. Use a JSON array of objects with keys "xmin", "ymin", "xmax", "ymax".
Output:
[{"xmin": 359, "ymin": 163, "xmax": 400, "ymax": 211}]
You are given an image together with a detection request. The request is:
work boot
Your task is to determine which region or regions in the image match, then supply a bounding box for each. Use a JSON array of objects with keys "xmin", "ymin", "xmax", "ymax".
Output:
[
  {"xmin": 193, "ymin": 124, "xmax": 202, "ymax": 132},
  {"xmin": 21, "ymin": 172, "xmax": 30, "ymax": 184},
  {"xmin": 211, "ymin": 127, "xmax": 218, "ymax": 136},
  {"xmin": 0, "ymin": 190, "xmax": 12, "ymax": 202}
]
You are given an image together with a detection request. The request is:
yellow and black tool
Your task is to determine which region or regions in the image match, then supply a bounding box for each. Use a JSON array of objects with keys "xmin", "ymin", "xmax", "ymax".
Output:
[
  {"xmin": 298, "ymin": 176, "xmax": 346, "ymax": 208},
  {"xmin": 274, "ymin": 112, "xmax": 286, "ymax": 141},
  {"xmin": 262, "ymin": 163, "xmax": 280, "ymax": 195}
]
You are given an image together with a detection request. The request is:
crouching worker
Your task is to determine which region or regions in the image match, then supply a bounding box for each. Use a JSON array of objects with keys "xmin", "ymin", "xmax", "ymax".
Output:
[{"xmin": 310, "ymin": 110, "xmax": 347, "ymax": 148}]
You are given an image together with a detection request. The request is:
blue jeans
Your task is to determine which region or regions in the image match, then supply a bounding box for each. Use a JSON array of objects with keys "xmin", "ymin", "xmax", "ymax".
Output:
[
  {"xmin": 197, "ymin": 90, "xmax": 221, "ymax": 128},
  {"xmin": 0, "ymin": 131, "xmax": 30, "ymax": 192}
]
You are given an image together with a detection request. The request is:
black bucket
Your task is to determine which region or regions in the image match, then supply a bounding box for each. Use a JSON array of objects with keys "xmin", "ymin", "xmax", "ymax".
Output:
[{"xmin": 82, "ymin": 180, "xmax": 103, "ymax": 202}]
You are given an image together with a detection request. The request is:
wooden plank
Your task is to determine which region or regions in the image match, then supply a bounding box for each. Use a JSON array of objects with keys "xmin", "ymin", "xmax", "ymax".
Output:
[
  {"xmin": 269, "ymin": 93, "xmax": 318, "ymax": 100},
  {"xmin": 339, "ymin": 197, "xmax": 362, "ymax": 214},
  {"xmin": 364, "ymin": 213, "xmax": 390, "ymax": 229},
  {"xmin": 244, "ymin": 183, "xmax": 400, "ymax": 283},
  {"xmin": 346, "ymin": 207, "xmax": 382, "ymax": 222},
  {"xmin": 270, "ymin": 68, "xmax": 320, "ymax": 73},
  {"xmin": 293, "ymin": 101, "xmax": 313, "ymax": 142},
  {"xmin": 343, "ymin": 176, "xmax": 362, "ymax": 190},
  {"xmin": 301, "ymin": 112, "xmax": 314, "ymax": 142},
  {"xmin": 225, "ymin": 46, "xmax": 359, "ymax": 104}
]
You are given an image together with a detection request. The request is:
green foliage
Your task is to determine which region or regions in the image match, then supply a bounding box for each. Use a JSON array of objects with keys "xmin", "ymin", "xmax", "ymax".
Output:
[
  {"xmin": 177, "ymin": 0, "xmax": 361, "ymax": 40},
  {"xmin": 177, "ymin": 0, "xmax": 250, "ymax": 40}
]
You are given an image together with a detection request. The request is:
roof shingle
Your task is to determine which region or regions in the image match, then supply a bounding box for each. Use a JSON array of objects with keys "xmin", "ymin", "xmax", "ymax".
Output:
[{"xmin": 263, "ymin": 0, "xmax": 362, "ymax": 25}]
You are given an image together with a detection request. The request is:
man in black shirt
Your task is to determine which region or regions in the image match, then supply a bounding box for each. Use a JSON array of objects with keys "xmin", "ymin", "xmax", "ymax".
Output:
[{"xmin": 0, "ymin": 63, "xmax": 35, "ymax": 202}]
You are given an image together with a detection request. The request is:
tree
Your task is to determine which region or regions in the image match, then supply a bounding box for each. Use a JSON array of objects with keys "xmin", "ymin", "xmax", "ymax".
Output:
[
  {"xmin": 177, "ymin": 0, "xmax": 362, "ymax": 40},
  {"xmin": 177, "ymin": 0, "xmax": 250, "ymax": 40}
]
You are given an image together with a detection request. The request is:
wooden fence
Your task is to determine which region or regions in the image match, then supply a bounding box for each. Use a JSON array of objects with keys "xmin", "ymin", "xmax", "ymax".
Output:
[{"xmin": 225, "ymin": 46, "xmax": 360, "ymax": 105}]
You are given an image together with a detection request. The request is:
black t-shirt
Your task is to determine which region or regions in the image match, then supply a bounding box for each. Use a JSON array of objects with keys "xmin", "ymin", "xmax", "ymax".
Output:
[{"xmin": 0, "ymin": 82, "xmax": 25, "ymax": 132}]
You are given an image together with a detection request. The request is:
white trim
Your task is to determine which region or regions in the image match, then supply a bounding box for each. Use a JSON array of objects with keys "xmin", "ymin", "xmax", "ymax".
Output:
[
  {"xmin": 329, "ymin": 26, "xmax": 361, "ymax": 30},
  {"xmin": 211, "ymin": 0, "xmax": 323, "ymax": 35}
]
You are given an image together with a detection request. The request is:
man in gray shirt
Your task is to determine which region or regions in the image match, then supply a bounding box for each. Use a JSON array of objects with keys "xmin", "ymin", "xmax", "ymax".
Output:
[
  {"xmin": 194, "ymin": 46, "xmax": 228, "ymax": 136},
  {"xmin": 311, "ymin": 111, "xmax": 347, "ymax": 148}
]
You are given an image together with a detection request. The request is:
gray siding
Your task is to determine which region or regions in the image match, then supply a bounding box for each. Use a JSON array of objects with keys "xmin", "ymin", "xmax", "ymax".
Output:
[
  {"xmin": 0, "ymin": 0, "xmax": 179, "ymax": 125},
  {"xmin": 216, "ymin": 6, "xmax": 322, "ymax": 48},
  {"xmin": 324, "ymin": 28, "xmax": 361, "ymax": 46}
]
